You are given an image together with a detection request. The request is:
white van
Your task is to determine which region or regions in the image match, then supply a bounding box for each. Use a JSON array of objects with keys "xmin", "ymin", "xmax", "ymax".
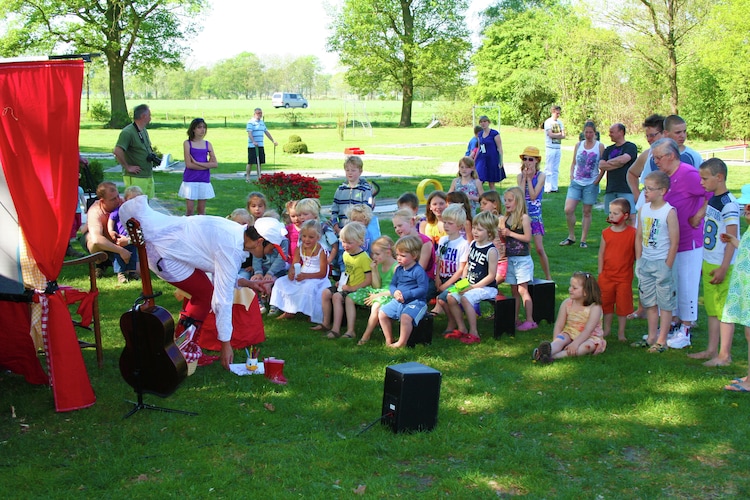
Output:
[{"xmin": 272, "ymin": 92, "xmax": 308, "ymax": 109}]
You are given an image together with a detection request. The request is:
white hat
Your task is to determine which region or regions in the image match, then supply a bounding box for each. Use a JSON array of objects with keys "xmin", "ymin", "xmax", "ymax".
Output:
[
  {"xmin": 254, "ymin": 217, "xmax": 287, "ymax": 245},
  {"xmin": 736, "ymin": 184, "xmax": 750, "ymax": 205}
]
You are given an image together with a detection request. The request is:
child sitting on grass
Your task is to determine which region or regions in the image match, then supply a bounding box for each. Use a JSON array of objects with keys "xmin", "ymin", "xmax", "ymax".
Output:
[
  {"xmin": 378, "ymin": 235, "xmax": 429, "ymax": 348},
  {"xmin": 441, "ymin": 211, "xmax": 499, "ymax": 344},
  {"xmin": 533, "ymin": 271, "xmax": 607, "ymax": 363},
  {"xmin": 347, "ymin": 236, "xmax": 398, "ymax": 345},
  {"xmin": 321, "ymin": 222, "xmax": 372, "ymax": 339}
]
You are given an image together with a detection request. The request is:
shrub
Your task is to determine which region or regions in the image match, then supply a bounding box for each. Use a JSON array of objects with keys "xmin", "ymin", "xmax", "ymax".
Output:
[
  {"xmin": 256, "ymin": 172, "xmax": 321, "ymax": 212},
  {"xmin": 288, "ymin": 134, "xmax": 302, "ymax": 143},
  {"xmin": 436, "ymin": 101, "xmax": 474, "ymax": 127},
  {"xmin": 89, "ymin": 101, "xmax": 111, "ymax": 123},
  {"xmin": 80, "ymin": 159, "xmax": 104, "ymax": 191},
  {"xmin": 283, "ymin": 142, "xmax": 309, "ymax": 154}
]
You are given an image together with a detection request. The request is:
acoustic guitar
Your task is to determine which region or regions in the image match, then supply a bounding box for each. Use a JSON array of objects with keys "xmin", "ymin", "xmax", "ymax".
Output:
[{"xmin": 119, "ymin": 218, "xmax": 187, "ymax": 397}]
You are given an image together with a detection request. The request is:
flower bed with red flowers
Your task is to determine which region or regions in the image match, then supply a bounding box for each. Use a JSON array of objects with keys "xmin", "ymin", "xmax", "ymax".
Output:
[{"xmin": 257, "ymin": 172, "xmax": 321, "ymax": 213}]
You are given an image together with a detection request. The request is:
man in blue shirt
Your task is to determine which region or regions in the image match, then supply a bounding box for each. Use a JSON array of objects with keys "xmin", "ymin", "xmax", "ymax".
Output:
[{"xmin": 246, "ymin": 108, "xmax": 278, "ymax": 182}]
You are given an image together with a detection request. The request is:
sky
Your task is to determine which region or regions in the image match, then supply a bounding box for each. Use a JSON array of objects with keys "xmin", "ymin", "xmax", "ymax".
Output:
[{"xmin": 189, "ymin": 0, "xmax": 495, "ymax": 72}]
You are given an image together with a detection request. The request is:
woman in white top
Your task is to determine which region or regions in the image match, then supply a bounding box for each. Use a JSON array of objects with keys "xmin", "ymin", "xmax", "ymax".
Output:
[{"xmin": 561, "ymin": 121, "xmax": 605, "ymax": 248}]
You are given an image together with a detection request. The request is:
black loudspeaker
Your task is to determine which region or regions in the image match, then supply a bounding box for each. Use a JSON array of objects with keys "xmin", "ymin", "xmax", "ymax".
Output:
[
  {"xmin": 382, "ymin": 362, "xmax": 441, "ymax": 433},
  {"xmin": 528, "ymin": 278, "xmax": 556, "ymax": 325},
  {"xmin": 407, "ymin": 314, "xmax": 433, "ymax": 347},
  {"xmin": 494, "ymin": 296, "xmax": 516, "ymax": 338}
]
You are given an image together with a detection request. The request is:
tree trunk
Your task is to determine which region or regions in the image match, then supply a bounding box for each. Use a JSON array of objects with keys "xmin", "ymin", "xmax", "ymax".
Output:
[
  {"xmin": 107, "ymin": 55, "xmax": 129, "ymax": 129},
  {"xmin": 667, "ymin": 46, "xmax": 679, "ymax": 114},
  {"xmin": 400, "ymin": 73, "xmax": 414, "ymax": 127}
]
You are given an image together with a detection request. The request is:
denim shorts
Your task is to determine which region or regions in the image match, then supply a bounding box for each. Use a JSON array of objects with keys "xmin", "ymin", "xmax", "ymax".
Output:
[{"xmin": 566, "ymin": 180, "xmax": 599, "ymax": 206}]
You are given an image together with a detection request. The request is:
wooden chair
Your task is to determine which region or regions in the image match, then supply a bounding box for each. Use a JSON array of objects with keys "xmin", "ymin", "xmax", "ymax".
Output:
[{"xmin": 61, "ymin": 252, "xmax": 108, "ymax": 368}]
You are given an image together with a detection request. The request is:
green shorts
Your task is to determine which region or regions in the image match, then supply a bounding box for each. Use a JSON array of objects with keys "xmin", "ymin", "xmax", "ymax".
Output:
[
  {"xmin": 123, "ymin": 175, "xmax": 155, "ymax": 199},
  {"xmin": 702, "ymin": 261, "xmax": 733, "ymax": 319}
]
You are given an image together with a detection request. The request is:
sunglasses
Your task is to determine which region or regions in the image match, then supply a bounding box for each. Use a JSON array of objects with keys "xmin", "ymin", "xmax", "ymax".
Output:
[{"xmin": 522, "ymin": 156, "xmax": 537, "ymax": 162}]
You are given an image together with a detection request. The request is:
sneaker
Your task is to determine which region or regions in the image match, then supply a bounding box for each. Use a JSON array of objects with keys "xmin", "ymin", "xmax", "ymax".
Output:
[
  {"xmin": 268, "ymin": 306, "xmax": 281, "ymax": 316},
  {"xmin": 667, "ymin": 325, "xmax": 691, "ymax": 349},
  {"xmin": 533, "ymin": 341, "xmax": 553, "ymax": 364},
  {"xmin": 517, "ymin": 320, "xmax": 538, "ymax": 331},
  {"xmin": 95, "ymin": 267, "xmax": 105, "ymax": 279},
  {"xmin": 65, "ymin": 245, "xmax": 85, "ymax": 258},
  {"xmin": 667, "ymin": 322, "xmax": 680, "ymax": 341},
  {"xmin": 117, "ymin": 272, "xmax": 129, "ymax": 284}
]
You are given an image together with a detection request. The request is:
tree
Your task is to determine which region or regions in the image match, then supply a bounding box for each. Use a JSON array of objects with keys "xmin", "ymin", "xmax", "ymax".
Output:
[
  {"xmin": 0, "ymin": 0, "xmax": 204, "ymax": 127},
  {"xmin": 603, "ymin": 0, "xmax": 710, "ymax": 114},
  {"xmin": 327, "ymin": 0, "xmax": 471, "ymax": 127}
]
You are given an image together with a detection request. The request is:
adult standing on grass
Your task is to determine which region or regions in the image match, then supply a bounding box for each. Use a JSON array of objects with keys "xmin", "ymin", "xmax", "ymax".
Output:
[
  {"xmin": 114, "ymin": 104, "xmax": 157, "ymax": 199},
  {"xmin": 246, "ymin": 108, "xmax": 278, "ymax": 182},
  {"xmin": 598, "ymin": 123, "xmax": 638, "ymax": 215},
  {"xmin": 561, "ymin": 121, "xmax": 604, "ymax": 248},
  {"xmin": 474, "ymin": 115, "xmax": 505, "ymax": 192},
  {"xmin": 543, "ymin": 105, "xmax": 565, "ymax": 193},
  {"xmin": 651, "ymin": 138, "xmax": 711, "ymax": 350}
]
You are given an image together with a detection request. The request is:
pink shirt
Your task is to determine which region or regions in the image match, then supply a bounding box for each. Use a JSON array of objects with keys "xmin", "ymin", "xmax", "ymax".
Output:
[{"xmin": 663, "ymin": 163, "xmax": 711, "ymax": 252}]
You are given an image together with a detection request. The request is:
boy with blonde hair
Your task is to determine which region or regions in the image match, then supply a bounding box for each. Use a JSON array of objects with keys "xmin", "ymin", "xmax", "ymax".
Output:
[
  {"xmin": 432, "ymin": 204, "xmax": 469, "ymax": 315},
  {"xmin": 321, "ymin": 222, "xmax": 372, "ymax": 338},
  {"xmin": 347, "ymin": 204, "xmax": 378, "ymax": 253},
  {"xmin": 634, "ymin": 171, "xmax": 679, "ymax": 353},
  {"xmin": 378, "ymin": 235, "xmax": 429, "ymax": 348}
]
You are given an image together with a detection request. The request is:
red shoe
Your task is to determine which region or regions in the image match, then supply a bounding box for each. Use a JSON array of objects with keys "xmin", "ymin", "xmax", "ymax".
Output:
[
  {"xmin": 443, "ymin": 329, "xmax": 465, "ymax": 339},
  {"xmin": 197, "ymin": 354, "xmax": 220, "ymax": 366},
  {"xmin": 459, "ymin": 334, "xmax": 481, "ymax": 344}
]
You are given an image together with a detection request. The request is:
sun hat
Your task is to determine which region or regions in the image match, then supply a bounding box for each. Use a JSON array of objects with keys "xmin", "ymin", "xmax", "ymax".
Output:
[
  {"xmin": 254, "ymin": 217, "xmax": 287, "ymax": 245},
  {"xmin": 736, "ymin": 184, "xmax": 750, "ymax": 205},
  {"xmin": 519, "ymin": 146, "xmax": 542, "ymax": 161},
  {"xmin": 253, "ymin": 217, "xmax": 289, "ymax": 261}
]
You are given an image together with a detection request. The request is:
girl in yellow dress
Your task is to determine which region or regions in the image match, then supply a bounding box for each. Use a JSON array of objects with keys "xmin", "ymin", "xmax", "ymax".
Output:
[{"xmin": 533, "ymin": 271, "xmax": 607, "ymax": 363}]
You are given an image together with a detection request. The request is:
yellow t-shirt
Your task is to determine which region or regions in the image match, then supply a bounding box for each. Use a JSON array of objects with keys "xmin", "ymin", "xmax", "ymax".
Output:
[{"xmin": 344, "ymin": 250, "xmax": 372, "ymax": 287}]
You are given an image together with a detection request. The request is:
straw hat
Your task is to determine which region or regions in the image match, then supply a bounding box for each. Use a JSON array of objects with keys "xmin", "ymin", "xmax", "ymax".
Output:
[{"xmin": 519, "ymin": 146, "xmax": 542, "ymax": 161}]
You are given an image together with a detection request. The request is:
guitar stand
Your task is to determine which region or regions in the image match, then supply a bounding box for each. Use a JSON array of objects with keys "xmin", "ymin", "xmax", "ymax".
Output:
[
  {"xmin": 122, "ymin": 293, "xmax": 197, "ymax": 419},
  {"xmin": 123, "ymin": 393, "xmax": 197, "ymax": 418}
]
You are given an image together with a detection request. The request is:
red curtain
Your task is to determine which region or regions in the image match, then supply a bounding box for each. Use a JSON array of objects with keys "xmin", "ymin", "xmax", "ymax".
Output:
[{"xmin": 0, "ymin": 60, "xmax": 95, "ymax": 412}]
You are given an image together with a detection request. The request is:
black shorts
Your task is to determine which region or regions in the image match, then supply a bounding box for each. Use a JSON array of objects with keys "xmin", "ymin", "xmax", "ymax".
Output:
[{"xmin": 248, "ymin": 146, "xmax": 266, "ymax": 165}]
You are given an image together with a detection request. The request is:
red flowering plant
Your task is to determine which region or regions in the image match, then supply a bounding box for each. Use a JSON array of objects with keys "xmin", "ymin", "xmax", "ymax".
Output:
[{"xmin": 256, "ymin": 172, "xmax": 321, "ymax": 213}]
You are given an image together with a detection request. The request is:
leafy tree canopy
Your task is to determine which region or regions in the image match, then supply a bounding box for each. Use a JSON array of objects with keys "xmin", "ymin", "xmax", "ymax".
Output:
[
  {"xmin": 328, "ymin": 0, "xmax": 471, "ymax": 126},
  {"xmin": 0, "ymin": 0, "xmax": 204, "ymax": 127}
]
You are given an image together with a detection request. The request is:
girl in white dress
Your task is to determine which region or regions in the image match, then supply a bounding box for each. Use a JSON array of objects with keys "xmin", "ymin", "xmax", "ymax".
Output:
[{"xmin": 270, "ymin": 220, "xmax": 329, "ymax": 323}]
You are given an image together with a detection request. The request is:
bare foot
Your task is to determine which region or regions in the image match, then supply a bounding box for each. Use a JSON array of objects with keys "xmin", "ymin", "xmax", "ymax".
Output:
[
  {"xmin": 703, "ymin": 357, "xmax": 732, "ymax": 367},
  {"xmin": 687, "ymin": 350, "xmax": 715, "ymax": 360},
  {"xmin": 618, "ymin": 337, "xmax": 628, "ymax": 343},
  {"xmin": 276, "ymin": 312, "xmax": 295, "ymax": 320},
  {"xmin": 357, "ymin": 336, "xmax": 370, "ymax": 346},
  {"xmin": 388, "ymin": 342, "xmax": 405, "ymax": 348},
  {"xmin": 310, "ymin": 324, "xmax": 330, "ymax": 331}
]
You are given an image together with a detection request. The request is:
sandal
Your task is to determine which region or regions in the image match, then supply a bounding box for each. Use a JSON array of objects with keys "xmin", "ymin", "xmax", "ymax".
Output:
[
  {"xmin": 444, "ymin": 329, "xmax": 466, "ymax": 339},
  {"xmin": 559, "ymin": 238, "xmax": 576, "ymax": 246},
  {"xmin": 325, "ymin": 330, "xmax": 341, "ymax": 339},
  {"xmin": 341, "ymin": 332, "xmax": 356, "ymax": 339},
  {"xmin": 579, "ymin": 242, "xmax": 588, "ymax": 248},
  {"xmin": 648, "ymin": 343, "xmax": 667, "ymax": 353},
  {"xmin": 630, "ymin": 339, "xmax": 650, "ymax": 348},
  {"xmin": 357, "ymin": 337, "xmax": 370, "ymax": 346}
]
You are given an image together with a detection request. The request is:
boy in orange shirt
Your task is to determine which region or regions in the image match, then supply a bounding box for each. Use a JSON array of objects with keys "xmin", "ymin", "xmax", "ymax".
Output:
[{"xmin": 598, "ymin": 198, "xmax": 636, "ymax": 342}]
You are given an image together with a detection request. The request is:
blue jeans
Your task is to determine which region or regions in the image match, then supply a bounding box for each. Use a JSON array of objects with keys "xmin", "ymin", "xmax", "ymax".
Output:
[{"xmin": 110, "ymin": 244, "xmax": 138, "ymax": 273}]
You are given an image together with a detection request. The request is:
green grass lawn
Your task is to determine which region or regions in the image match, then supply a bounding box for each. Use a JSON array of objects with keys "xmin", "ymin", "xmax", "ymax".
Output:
[{"xmin": 3, "ymin": 119, "xmax": 750, "ymax": 497}]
